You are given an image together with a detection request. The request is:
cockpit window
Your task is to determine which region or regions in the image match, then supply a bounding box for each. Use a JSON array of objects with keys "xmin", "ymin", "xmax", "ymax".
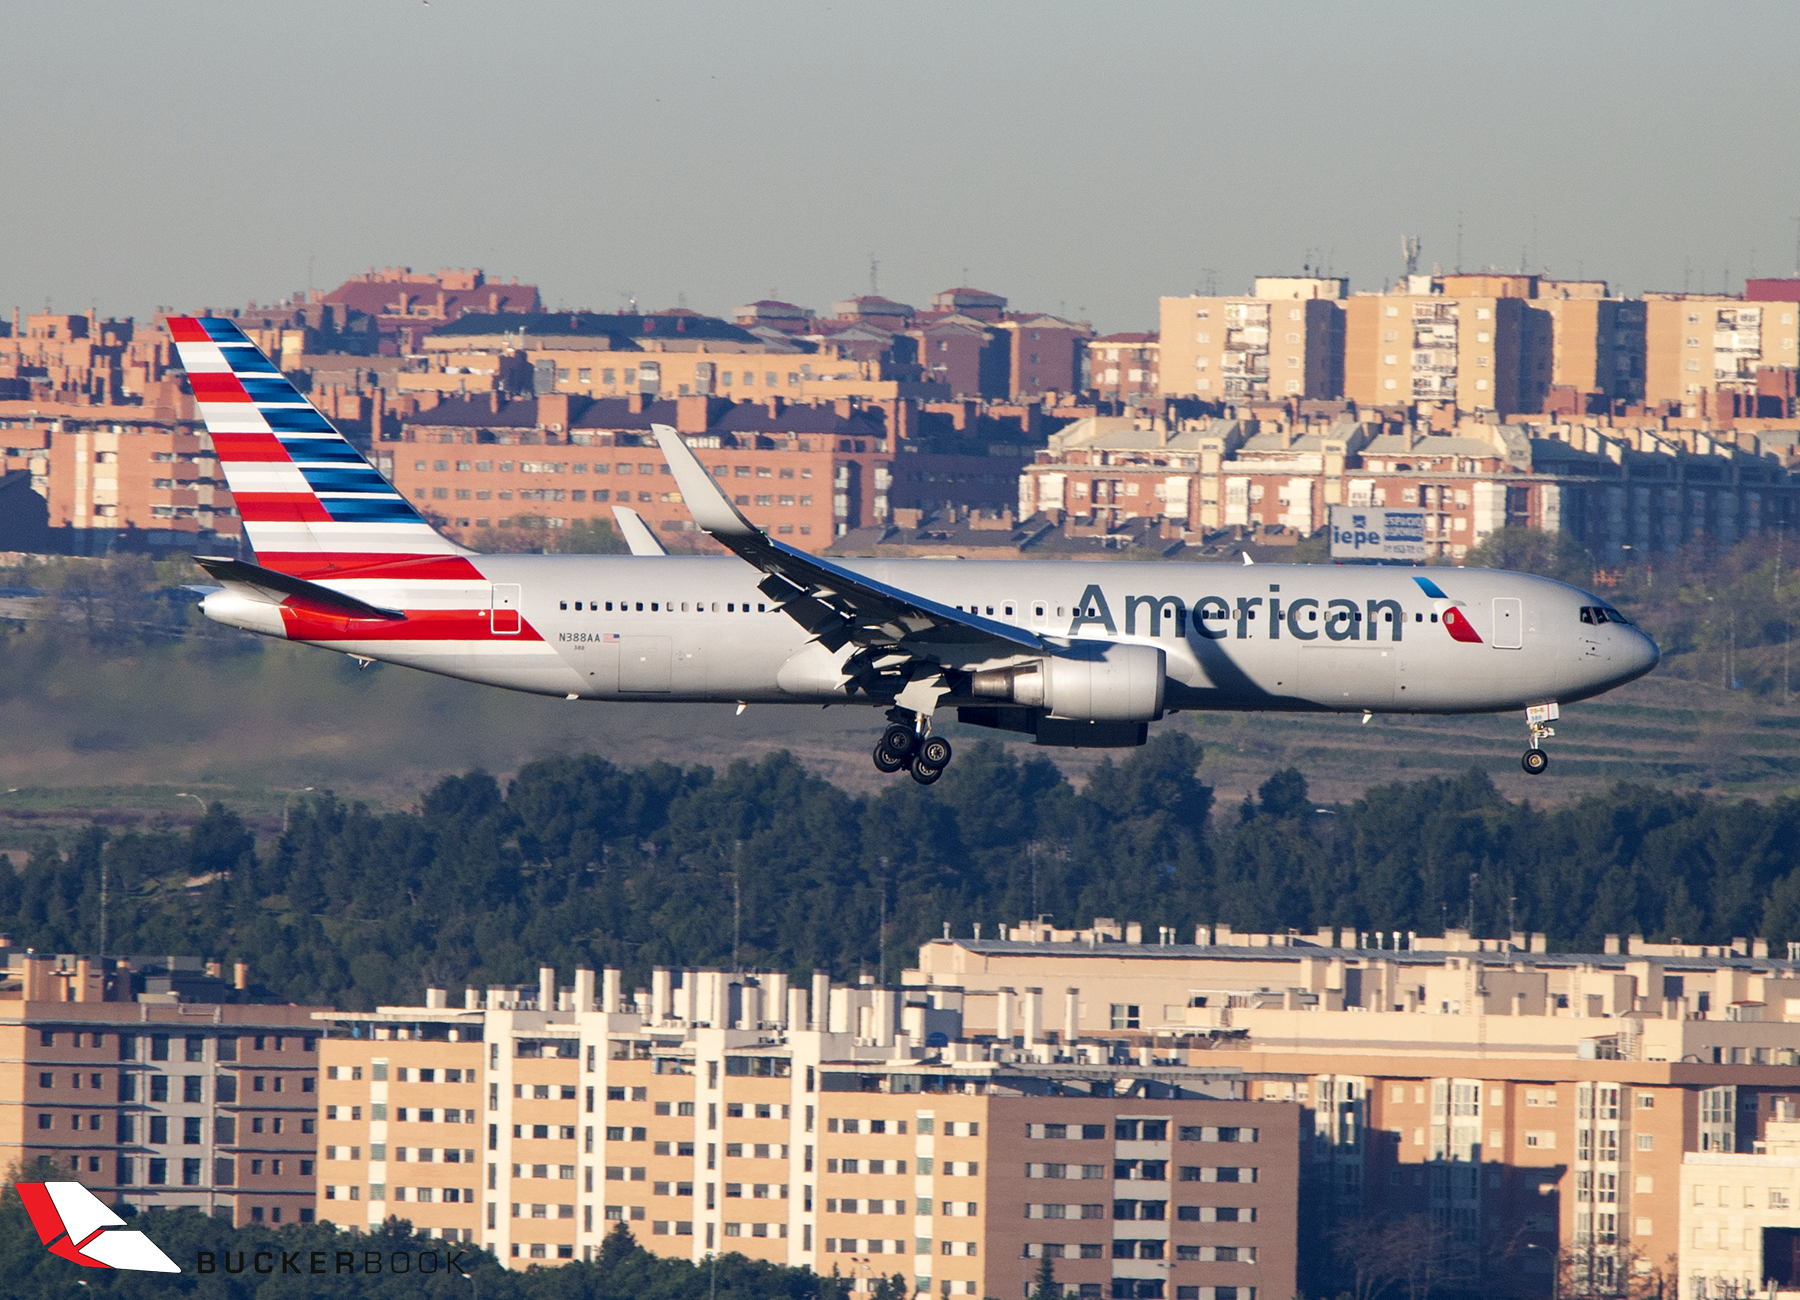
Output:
[{"xmin": 1579, "ymin": 605, "xmax": 1632, "ymax": 626}]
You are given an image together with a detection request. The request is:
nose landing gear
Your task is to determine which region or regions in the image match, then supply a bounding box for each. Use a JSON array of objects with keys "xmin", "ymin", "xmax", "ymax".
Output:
[
  {"xmin": 1520, "ymin": 702, "xmax": 1558, "ymax": 775},
  {"xmin": 871, "ymin": 710, "xmax": 954, "ymax": 784}
]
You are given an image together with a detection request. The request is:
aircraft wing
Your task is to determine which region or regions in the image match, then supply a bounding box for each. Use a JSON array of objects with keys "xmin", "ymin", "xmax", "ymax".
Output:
[
  {"xmin": 611, "ymin": 505, "xmax": 667, "ymax": 556},
  {"xmin": 650, "ymin": 424, "xmax": 1041, "ymax": 660}
]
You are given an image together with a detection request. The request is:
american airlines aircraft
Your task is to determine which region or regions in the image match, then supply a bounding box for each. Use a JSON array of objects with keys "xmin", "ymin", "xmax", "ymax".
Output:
[{"xmin": 169, "ymin": 317, "xmax": 1658, "ymax": 784}]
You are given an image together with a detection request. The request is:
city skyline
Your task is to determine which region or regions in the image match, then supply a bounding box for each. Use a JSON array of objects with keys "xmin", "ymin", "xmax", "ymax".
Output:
[{"xmin": 5, "ymin": 2, "xmax": 1800, "ymax": 333}]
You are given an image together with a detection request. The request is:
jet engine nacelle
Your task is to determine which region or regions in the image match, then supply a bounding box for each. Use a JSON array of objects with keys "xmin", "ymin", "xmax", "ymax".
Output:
[{"xmin": 970, "ymin": 642, "xmax": 1166, "ymax": 722}]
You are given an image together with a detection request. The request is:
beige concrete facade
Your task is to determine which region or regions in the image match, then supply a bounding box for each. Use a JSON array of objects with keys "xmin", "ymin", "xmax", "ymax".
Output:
[
  {"xmin": 1645, "ymin": 296, "xmax": 1800, "ymax": 413},
  {"xmin": 313, "ymin": 969, "xmax": 1300, "ymax": 1292},
  {"xmin": 1538, "ymin": 296, "xmax": 1647, "ymax": 405},
  {"xmin": 1344, "ymin": 293, "xmax": 1549, "ymax": 417},
  {"xmin": 906, "ymin": 920, "xmax": 1800, "ymax": 1286},
  {"xmin": 1157, "ymin": 296, "xmax": 1342, "ymax": 403},
  {"xmin": 1680, "ymin": 1118, "xmax": 1800, "ymax": 1297}
]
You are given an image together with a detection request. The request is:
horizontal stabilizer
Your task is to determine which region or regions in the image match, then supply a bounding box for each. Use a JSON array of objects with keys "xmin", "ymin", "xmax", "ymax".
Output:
[{"xmin": 193, "ymin": 556, "xmax": 406, "ymax": 621}]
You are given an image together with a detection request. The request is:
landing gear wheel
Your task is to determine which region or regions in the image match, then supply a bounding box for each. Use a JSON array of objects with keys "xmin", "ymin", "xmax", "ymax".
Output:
[
  {"xmin": 910, "ymin": 761, "xmax": 943, "ymax": 786},
  {"xmin": 881, "ymin": 724, "xmax": 919, "ymax": 758},
  {"xmin": 874, "ymin": 742, "xmax": 908, "ymax": 774},
  {"xmin": 919, "ymin": 736, "xmax": 953, "ymax": 769},
  {"xmin": 1521, "ymin": 749, "xmax": 1549, "ymax": 775}
]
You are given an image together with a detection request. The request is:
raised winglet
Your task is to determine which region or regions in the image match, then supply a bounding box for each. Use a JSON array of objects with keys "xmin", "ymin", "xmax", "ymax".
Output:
[
  {"xmin": 650, "ymin": 424, "xmax": 759, "ymax": 538},
  {"xmin": 611, "ymin": 505, "xmax": 667, "ymax": 556}
]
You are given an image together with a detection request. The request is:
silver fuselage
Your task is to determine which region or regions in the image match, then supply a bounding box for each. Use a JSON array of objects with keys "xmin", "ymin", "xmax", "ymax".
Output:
[{"xmin": 203, "ymin": 557, "xmax": 1659, "ymax": 716}]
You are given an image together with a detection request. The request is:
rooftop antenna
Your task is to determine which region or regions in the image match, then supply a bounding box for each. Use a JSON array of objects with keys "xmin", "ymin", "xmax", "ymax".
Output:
[
  {"xmin": 1401, "ymin": 236, "xmax": 1421, "ymax": 277},
  {"xmin": 1455, "ymin": 211, "xmax": 1464, "ymax": 273},
  {"xmin": 869, "ymin": 254, "xmax": 879, "ymax": 296}
]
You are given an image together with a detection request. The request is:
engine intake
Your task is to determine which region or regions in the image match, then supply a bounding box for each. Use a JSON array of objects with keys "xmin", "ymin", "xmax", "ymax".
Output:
[{"xmin": 970, "ymin": 642, "xmax": 1165, "ymax": 722}]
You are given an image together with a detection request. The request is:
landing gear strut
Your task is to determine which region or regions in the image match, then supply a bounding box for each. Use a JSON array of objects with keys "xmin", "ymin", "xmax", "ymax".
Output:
[
  {"xmin": 1521, "ymin": 702, "xmax": 1558, "ymax": 775},
  {"xmin": 870, "ymin": 709, "xmax": 954, "ymax": 784}
]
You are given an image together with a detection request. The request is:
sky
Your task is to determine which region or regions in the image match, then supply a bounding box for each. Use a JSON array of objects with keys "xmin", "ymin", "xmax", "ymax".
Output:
[{"xmin": 3, "ymin": 1, "xmax": 1800, "ymax": 335}]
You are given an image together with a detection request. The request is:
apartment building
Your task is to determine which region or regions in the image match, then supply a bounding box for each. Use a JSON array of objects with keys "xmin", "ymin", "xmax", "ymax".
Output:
[
  {"xmin": 323, "ymin": 268, "xmax": 541, "ymax": 355},
  {"xmin": 1087, "ymin": 335, "xmax": 1160, "ymax": 407},
  {"xmin": 997, "ymin": 316, "xmax": 1090, "ymax": 400},
  {"xmin": 42, "ymin": 419, "xmax": 240, "ymax": 544},
  {"xmin": 416, "ymin": 311, "xmax": 805, "ymax": 402},
  {"xmin": 907, "ymin": 919, "xmax": 1800, "ymax": 1294},
  {"xmin": 0, "ymin": 950, "xmax": 326, "ymax": 1227},
  {"xmin": 911, "ymin": 315, "xmax": 1009, "ymax": 399},
  {"xmin": 1018, "ymin": 415, "xmax": 1522, "ymax": 549},
  {"xmin": 1645, "ymin": 294, "xmax": 1800, "ymax": 414},
  {"xmin": 387, "ymin": 393, "xmax": 894, "ymax": 549},
  {"xmin": 315, "ymin": 968, "xmax": 1301, "ymax": 1297},
  {"xmin": 732, "ymin": 300, "xmax": 819, "ymax": 335},
  {"xmin": 1537, "ymin": 290, "xmax": 1647, "ymax": 408},
  {"xmin": 1019, "ymin": 405, "xmax": 1800, "ymax": 558},
  {"xmin": 1680, "ymin": 1116, "xmax": 1800, "ymax": 1296},
  {"xmin": 1343, "ymin": 283, "xmax": 1551, "ymax": 418},
  {"xmin": 1159, "ymin": 282, "xmax": 1344, "ymax": 404}
]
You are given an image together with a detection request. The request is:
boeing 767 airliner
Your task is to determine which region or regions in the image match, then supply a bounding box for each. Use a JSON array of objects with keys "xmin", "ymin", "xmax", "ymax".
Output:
[{"xmin": 169, "ymin": 317, "xmax": 1658, "ymax": 783}]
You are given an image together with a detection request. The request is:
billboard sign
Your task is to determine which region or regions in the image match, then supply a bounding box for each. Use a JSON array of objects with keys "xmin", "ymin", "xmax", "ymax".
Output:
[{"xmin": 1328, "ymin": 506, "xmax": 1426, "ymax": 561}]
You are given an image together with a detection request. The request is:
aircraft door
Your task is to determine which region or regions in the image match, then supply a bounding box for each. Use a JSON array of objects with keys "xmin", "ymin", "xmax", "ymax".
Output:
[
  {"xmin": 1030, "ymin": 600, "xmax": 1049, "ymax": 631},
  {"xmin": 1493, "ymin": 598, "xmax": 1523, "ymax": 649},
  {"xmin": 491, "ymin": 584, "xmax": 522, "ymax": 635},
  {"xmin": 620, "ymin": 636, "xmax": 673, "ymax": 692}
]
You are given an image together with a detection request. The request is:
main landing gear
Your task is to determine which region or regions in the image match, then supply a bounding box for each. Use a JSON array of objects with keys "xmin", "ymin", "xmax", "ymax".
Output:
[
  {"xmin": 1520, "ymin": 702, "xmax": 1559, "ymax": 775},
  {"xmin": 872, "ymin": 711, "xmax": 953, "ymax": 785}
]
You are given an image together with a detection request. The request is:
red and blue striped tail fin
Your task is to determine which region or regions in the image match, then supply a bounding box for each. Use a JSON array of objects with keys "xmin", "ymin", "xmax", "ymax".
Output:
[{"xmin": 167, "ymin": 316, "xmax": 469, "ymax": 579}]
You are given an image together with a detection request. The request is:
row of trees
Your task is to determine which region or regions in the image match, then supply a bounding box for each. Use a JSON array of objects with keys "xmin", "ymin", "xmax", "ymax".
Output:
[{"xmin": 5, "ymin": 733, "xmax": 1800, "ymax": 1007}]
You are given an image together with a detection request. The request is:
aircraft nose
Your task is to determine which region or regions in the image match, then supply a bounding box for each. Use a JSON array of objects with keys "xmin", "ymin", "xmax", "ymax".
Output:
[{"xmin": 1623, "ymin": 628, "xmax": 1660, "ymax": 680}]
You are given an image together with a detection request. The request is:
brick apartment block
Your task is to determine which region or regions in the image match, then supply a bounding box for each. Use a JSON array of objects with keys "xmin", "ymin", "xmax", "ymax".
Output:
[
  {"xmin": 385, "ymin": 394, "xmax": 895, "ymax": 549},
  {"xmin": 0, "ymin": 949, "xmax": 326, "ymax": 1227}
]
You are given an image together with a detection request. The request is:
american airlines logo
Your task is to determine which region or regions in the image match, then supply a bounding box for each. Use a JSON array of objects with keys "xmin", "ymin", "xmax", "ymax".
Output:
[{"xmin": 18, "ymin": 1181, "xmax": 180, "ymax": 1272}]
